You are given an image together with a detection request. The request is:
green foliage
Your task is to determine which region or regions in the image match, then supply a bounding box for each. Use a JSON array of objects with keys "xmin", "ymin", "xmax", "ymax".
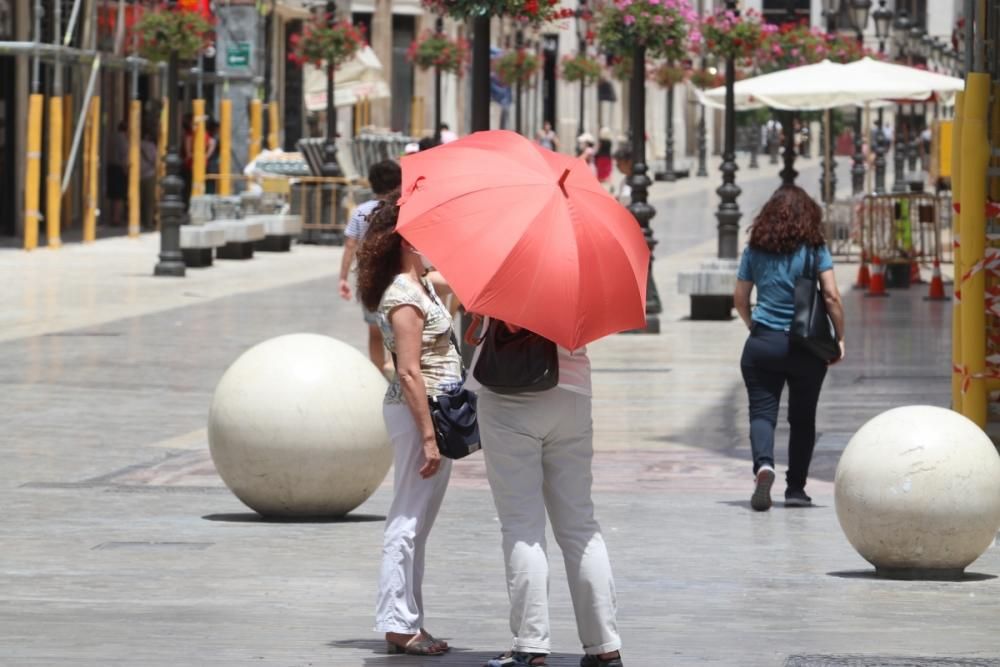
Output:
[
  {"xmin": 134, "ymin": 8, "xmax": 213, "ymax": 63},
  {"xmin": 494, "ymin": 49, "xmax": 541, "ymax": 86},
  {"xmin": 561, "ymin": 53, "xmax": 602, "ymax": 84}
]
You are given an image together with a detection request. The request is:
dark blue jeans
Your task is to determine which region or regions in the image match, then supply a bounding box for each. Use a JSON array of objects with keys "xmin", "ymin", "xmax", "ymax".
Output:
[{"xmin": 740, "ymin": 324, "xmax": 828, "ymax": 492}]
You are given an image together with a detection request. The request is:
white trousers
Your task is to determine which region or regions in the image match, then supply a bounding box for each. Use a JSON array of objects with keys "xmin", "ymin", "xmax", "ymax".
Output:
[
  {"xmin": 479, "ymin": 388, "xmax": 621, "ymax": 656},
  {"xmin": 374, "ymin": 402, "xmax": 452, "ymax": 634}
]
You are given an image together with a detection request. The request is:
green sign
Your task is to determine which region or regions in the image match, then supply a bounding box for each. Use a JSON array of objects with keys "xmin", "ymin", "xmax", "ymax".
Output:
[{"xmin": 226, "ymin": 43, "xmax": 250, "ymax": 68}]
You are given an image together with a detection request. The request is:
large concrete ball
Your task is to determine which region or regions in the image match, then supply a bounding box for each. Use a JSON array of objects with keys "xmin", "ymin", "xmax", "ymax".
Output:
[
  {"xmin": 835, "ymin": 405, "xmax": 1000, "ymax": 578},
  {"xmin": 208, "ymin": 334, "xmax": 392, "ymax": 518}
]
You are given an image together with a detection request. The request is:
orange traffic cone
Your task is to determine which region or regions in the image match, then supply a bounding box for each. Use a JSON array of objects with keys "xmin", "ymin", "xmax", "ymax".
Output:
[
  {"xmin": 853, "ymin": 251, "xmax": 871, "ymax": 290},
  {"xmin": 924, "ymin": 259, "xmax": 949, "ymax": 301},
  {"xmin": 910, "ymin": 260, "xmax": 924, "ymax": 284},
  {"xmin": 866, "ymin": 255, "xmax": 890, "ymax": 298}
]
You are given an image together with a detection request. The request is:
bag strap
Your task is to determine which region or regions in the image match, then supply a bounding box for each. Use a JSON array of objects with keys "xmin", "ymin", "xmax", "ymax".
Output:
[{"xmin": 801, "ymin": 245, "xmax": 819, "ymax": 280}]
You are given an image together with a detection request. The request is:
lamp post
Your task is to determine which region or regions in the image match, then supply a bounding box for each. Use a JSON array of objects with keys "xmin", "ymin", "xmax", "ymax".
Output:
[
  {"xmin": 320, "ymin": 0, "xmax": 342, "ymax": 238},
  {"xmin": 906, "ymin": 24, "xmax": 925, "ymax": 182},
  {"xmin": 575, "ymin": 0, "xmax": 589, "ymax": 139},
  {"xmin": 891, "ymin": 8, "xmax": 911, "ymax": 192},
  {"xmin": 696, "ymin": 64, "xmax": 711, "ymax": 177},
  {"xmin": 154, "ymin": 2, "xmax": 187, "ymax": 277},
  {"xmin": 871, "ymin": 0, "xmax": 892, "ymax": 194},
  {"xmin": 433, "ymin": 15, "xmax": 444, "ymax": 143},
  {"xmin": 715, "ymin": 0, "xmax": 741, "ymax": 259},
  {"xmin": 471, "ymin": 15, "xmax": 490, "ymax": 133},
  {"xmin": 628, "ymin": 45, "xmax": 660, "ymax": 332},
  {"xmin": 515, "ymin": 29, "xmax": 525, "ymax": 135},
  {"xmin": 848, "ymin": 0, "xmax": 871, "ymax": 195},
  {"xmin": 819, "ymin": 0, "xmax": 840, "ymax": 203},
  {"xmin": 663, "ymin": 63, "xmax": 677, "ymax": 182}
]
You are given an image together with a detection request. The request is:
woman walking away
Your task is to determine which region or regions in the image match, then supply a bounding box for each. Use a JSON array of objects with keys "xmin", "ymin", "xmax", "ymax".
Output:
[
  {"xmin": 357, "ymin": 195, "xmax": 461, "ymax": 656},
  {"xmin": 734, "ymin": 185, "xmax": 845, "ymax": 512},
  {"xmin": 470, "ymin": 322, "xmax": 623, "ymax": 667}
]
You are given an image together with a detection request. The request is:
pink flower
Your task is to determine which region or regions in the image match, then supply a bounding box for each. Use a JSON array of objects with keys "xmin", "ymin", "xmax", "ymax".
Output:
[
  {"xmin": 624, "ymin": 13, "xmax": 636, "ymax": 25},
  {"xmin": 653, "ymin": 14, "xmax": 664, "ymax": 24},
  {"xmin": 689, "ymin": 28, "xmax": 702, "ymax": 44}
]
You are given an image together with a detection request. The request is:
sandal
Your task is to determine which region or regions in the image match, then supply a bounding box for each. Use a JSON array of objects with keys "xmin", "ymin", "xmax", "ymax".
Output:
[
  {"xmin": 484, "ymin": 651, "xmax": 547, "ymax": 667},
  {"xmin": 580, "ymin": 653, "xmax": 623, "ymax": 667},
  {"xmin": 421, "ymin": 628, "xmax": 449, "ymax": 650},
  {"xmin": 386, "ymin": 633, "xmax": 449, "ymax": 656}
]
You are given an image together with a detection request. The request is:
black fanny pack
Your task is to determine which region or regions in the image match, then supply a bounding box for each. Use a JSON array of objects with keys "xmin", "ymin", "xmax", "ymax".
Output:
[{"xmin": 472, "ymin": 317, "xmax": 559, "ymax": 394}]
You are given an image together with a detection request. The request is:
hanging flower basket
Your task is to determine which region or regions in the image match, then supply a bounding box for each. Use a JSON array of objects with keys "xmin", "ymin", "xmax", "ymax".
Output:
[
  {"xmin": 561, "ymin": 53, "xmax": 602, "ymax": 84},
  {"xmin": 595, "ymin": 0, "xmax": 700, "ymax": 62},
  {"xmin": 133, "ymin": 7, "xmax": 214, "ymax": 63},
  {"xmin": 609, "ymin": 55, "xmax": 633, "ymax": 81},
  {"xmin": 756, "ymin": 23, "xmax": 869, "ymax": 73},
  {"xmin": 422, "ymin": 0, "xmax": 572, "ymax": 22},
  {"xmin": 700, "ymin": 7, "xmax": 770, "ymax": 60},
  {"xmin": 288, "ymin": 12, "xmax": 366, "ymax": 69},
  {"xmin": 652, "ymin": 62, "xmax": 685, "ymax": 87},
  {"xmin": 688, "ymin": 67, "xmax": 724, "ymax": 90},
  {"xmin": 494, "ymin": 49, "xmax": 541, "ymax": 86},
  {"xmin": 407, "ymin": 30, "xmax": 470, "ymax": 75}
]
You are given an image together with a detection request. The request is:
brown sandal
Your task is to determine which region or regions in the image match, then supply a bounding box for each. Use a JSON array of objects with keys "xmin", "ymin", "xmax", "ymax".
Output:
[{"xmin": 386, "ymin": 633, "xmax": 449, "ymax": 656}]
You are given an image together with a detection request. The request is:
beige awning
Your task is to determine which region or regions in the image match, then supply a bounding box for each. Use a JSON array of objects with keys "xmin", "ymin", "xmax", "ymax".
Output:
[{"xmin": 303, "ymin": 45, "xmax": 391, "ymax": 111}]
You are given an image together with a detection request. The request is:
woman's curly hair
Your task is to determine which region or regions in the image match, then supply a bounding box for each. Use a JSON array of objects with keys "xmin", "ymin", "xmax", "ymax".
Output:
[
  {"xmin": 356, "ymin": 190, "xmax": 403, "ymax": 312},
  {"xmin": 748, "ymin": 185, "xmax": 825, "ymax": 254}
]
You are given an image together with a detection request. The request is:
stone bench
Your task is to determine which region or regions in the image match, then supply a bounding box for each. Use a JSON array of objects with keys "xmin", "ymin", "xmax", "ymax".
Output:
[
  {"xmin": 677, "ymin": 260, "xmax": 739, "ymax": 320},
  {"xmin": 180, "ymin": 224, "xmax": 226, "ymax": 268},
  {"xmin": 211, "ymin": 219, "xmax": 267, "ymax": 260},
  {"xmin": 244, "ymin": 214, "xmax": 302, "ymax": 252}
]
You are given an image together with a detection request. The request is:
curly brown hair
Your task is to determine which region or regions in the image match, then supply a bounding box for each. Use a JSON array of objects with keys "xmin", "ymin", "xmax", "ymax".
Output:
[
  {"xmin": 356, "ymin": 191, "xmax": 403, "ymax": 312},
  {"xmin": 748, "ymin": 185, "xmax": 825, "ymax": 254}
]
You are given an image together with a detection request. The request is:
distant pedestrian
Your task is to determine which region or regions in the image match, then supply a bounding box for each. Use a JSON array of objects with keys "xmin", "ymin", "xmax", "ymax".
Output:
[
  {"xmin": 595, "ymin": 128, "xmax": 613, "ymax": 183},
  {"xmin": 439, "ymin": 123, "xmax": 458, "ymax": 144},
  {"xmin": 339, "ymin": 159, "xmax": 403, "ymax": 374},
  {"xmin": 140, "ymin": 130, "xmax": 159, "ymax": 230},
  {"xmin": 107, "ymin": 121, "xmax": 129, "ymax": 226},
  {"xmin": 612, "ymin": 142, "xmax": 633, "ymax": 206},
  {"xmin": 205, "ymin": 118, "xmax": 220, "ymax": 194},
  {"xmin": 535, "ymin": 120, "xmax": 559, "ymax": 152},
  {"xmin": 356, "ymin": 194, "xmax": 460, "ymax": 657},
  {"xmin": 733, "ymin": 185, "xmax": 846, "ymax": 511},
  {"xmin": 577, "ymin": 132, "xmax": 598, "ymax": 177}
]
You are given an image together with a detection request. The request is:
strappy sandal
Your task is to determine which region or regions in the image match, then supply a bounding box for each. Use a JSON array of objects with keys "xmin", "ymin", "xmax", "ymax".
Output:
[
  {"xmin": 421, "ymin": 628, "xmax": 449, "ymax": 650},
  {"xmin": 386, "ymin": 633, "xmax": 449, "ymax": 656},
  {"xmin": 484, "ymin": 651, "xmax": 548, "ymax": 667},
  {"xmin": 580, "ymin": 652, "xmax": 623, "ymax": 667}
]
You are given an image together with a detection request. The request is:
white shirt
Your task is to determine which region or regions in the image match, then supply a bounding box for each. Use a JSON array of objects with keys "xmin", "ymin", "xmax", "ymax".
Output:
[
  {"xmin": 464, "ymin": 318, "xmax": 592, "ymax": 396},
  {"xmin": 346, "ymin": 199, "xmax": 380, "ymax": 240}
]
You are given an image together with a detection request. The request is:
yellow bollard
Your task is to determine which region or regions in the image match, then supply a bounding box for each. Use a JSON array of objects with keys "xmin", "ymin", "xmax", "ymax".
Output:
[
  {"xmin": 84, "ymin": 96, "xmax": 100, "ymax": 243},
  {"xmin": 157, "ymin": 97, "xmax": 168, "ymax": 230},
  {"xmin": 62, "ymin": 94, "xmax": 73, "ymax": 220},
  {"xmin": 24, "ymin": 94, "xmax": 43, "ymax": 251},
  {"xmin": 952, "ymin": 91, "xmax": 965, "ymax": 412},
  {"xmin": 128, "ymin": 99, "xmax": 141, "ymax": 238},
  {"xmin": 219, "ymin": 98, "xmax": 232, "ymax": 196},
  {"xmin": 959, "ymin": 73, "xmax": 991, "ymax": 428},
  {"xmin": 268, "ymin": 101, "xmax": 280, "ymax": 150},
  {"xmin": 191, "ymin": 98, "xmax": 206, "ymax": 197},
  {"xmin": 249, "ymin": 98, "xmax": 262, "ymax": 162},
  {"xmin": 46, "ymin": 95, "xmax": 63, "ymax": 248}
]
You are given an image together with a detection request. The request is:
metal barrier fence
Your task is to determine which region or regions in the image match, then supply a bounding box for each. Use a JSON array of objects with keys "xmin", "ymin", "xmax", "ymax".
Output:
[{"xmin": 858, "ymin": 192, "xmax": 951, "ymax": 266}]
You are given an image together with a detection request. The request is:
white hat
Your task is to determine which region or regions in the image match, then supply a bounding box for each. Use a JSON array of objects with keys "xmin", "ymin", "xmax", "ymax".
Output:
[
  {"xmin": 404, "ymin": 142, "xmax": 420, "ymax": 155},
  {"xmin": 577, "ymin": 132, "xmax": 596, "ymax": 145}
]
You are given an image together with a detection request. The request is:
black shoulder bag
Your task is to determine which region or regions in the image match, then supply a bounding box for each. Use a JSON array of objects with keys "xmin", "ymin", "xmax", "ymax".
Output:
[
  {"xmin": 472, "ymin": 318, "xmax": 559, "ymax": 394},
  {"xmin": 790, "ymin": 246, "xmax": 840, "ymax": 363}
]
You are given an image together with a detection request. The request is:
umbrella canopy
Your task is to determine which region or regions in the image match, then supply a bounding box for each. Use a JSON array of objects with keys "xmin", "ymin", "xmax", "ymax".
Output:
[
  {"xmin": 303, "ymin": 46, "xmax": 391, "ymax": 111},
  {"xmin": 700, "ymin": 57, "xmax": 964, "ymax": 111},
  {"xmin": 396, "ymin": 130, "xmax": 650, "ymax": 350}
]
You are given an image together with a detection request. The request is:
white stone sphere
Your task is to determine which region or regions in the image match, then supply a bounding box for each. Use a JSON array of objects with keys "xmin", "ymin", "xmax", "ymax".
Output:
[
  {"xmin": 835, "ymin": 405, "xmax": 1000, "ymax": 577},
  {"xmin": 208, "ymin": 334, "xmax": 392, "ymax": 518}
]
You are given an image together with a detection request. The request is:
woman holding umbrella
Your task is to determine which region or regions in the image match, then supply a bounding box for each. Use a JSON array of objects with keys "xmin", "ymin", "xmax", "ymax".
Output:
[
  {"xmin": 395, "ymin": 131, "xmax": 643, "ymax": 667},
  {"xmin": 357, "ymin": 198, "xmax": 460, "ymax": 657}
]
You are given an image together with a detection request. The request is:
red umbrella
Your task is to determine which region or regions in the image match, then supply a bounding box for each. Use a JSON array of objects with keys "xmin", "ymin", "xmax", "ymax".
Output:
[{"xmin": 396, "ymin": 130, "xmax": 649, "ymax": 350}]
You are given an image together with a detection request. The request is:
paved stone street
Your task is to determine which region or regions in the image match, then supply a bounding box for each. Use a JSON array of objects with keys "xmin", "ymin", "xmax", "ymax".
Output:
[{"xmin": 2, "ymin": 160, "xmax": 995, "ymax": 666}]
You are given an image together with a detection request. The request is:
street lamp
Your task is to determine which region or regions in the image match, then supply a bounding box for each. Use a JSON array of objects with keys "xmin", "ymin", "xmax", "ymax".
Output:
[
  {"xmin": 891, "ymin": 7, "xmax": 911, "ymax": 193},
  {"xmin": 627, "ymin": 46, "xmax": 661, "ymax": 332},
  {"xmin": 154, "ymin": 0, "xmax": 187, "ymax": 277},
  {"xmin": 515, "ymin": 28, "xmax": 525, "ymax": 135},
  {"xmin": 663, "ymin": 62, "xmax": 677, "ymax": 182},
  {"xmin": 575, "ymin": 0, "xmax": 589, "ymax": 139},
  {"xmin": 819, "ymin": 0, "xmax": 840, "ymax": 203},
  {"xmin": 871, "ymin": 0, "xmax": 892, "ymax": 194},
  {"xmin": 715, "ymin": 0, "xmax": 741, "ymax": 259},
  {"xmin": 848, "ymin": 0, "xmax": 870, "ymax": 195},
  {"xmin": 433, "ymin": 15, "xmax": 444, "ymax": 143},
  {"xmin": 319, "ymin": 0, "xmax": 343, "ymax": 238}
]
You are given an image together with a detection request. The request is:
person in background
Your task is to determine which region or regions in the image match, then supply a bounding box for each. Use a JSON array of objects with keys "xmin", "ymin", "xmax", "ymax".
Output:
[
  {"xmin": 107, "ymin": 121, "xmax": 129, "ymax": 227},
  {"xmin": 733, "ymin": 185, "xmax": 845, "ymax": 512},
  {"xmin": 357, "ymin": 195, "xmax": 460, "ymax": 657},
  {"xmin": 612, "ymin": 143, "xmax": 633, "ymax": 206},
  {"xmin": 339, "ymin": 160, "xmax": 403, "ymax": 374},
  {"xmin": 535, "ymin": 120, "xmax": 559, "ymax": 152},
  {"xmin": 577, "ymin": 133, "xmax": 598, "ymax": 178},
  {"xmin": 439, "ymin": 123, "xmax": 458, "ymax": 144},
  {"xmin": 205, "ymin": 118, "xmax": 220, "ymax": 195},
  {"xmin": 139, "ymin": 130, "xmax": 159, "ymax": 230},
  {"xmin": 595, "ymin": 128, "xmax": 613, "ymax": 183}
]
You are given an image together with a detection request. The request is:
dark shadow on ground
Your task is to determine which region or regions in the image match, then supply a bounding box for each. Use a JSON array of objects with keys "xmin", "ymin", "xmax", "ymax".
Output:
[
  {"xmin": 827, "ymin": 570, "xmax": 996, "ymax": 582},
  {"xmin": 202, "ymin": 512, "xmax": 385, "ymax": 523},
  {"xmin": 717, "ymin": 500, "xmax": 827, "ymax": 511},
  {"xmin": 330, "ymin": 639, "xmax": 588, "ymax": 666}
]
